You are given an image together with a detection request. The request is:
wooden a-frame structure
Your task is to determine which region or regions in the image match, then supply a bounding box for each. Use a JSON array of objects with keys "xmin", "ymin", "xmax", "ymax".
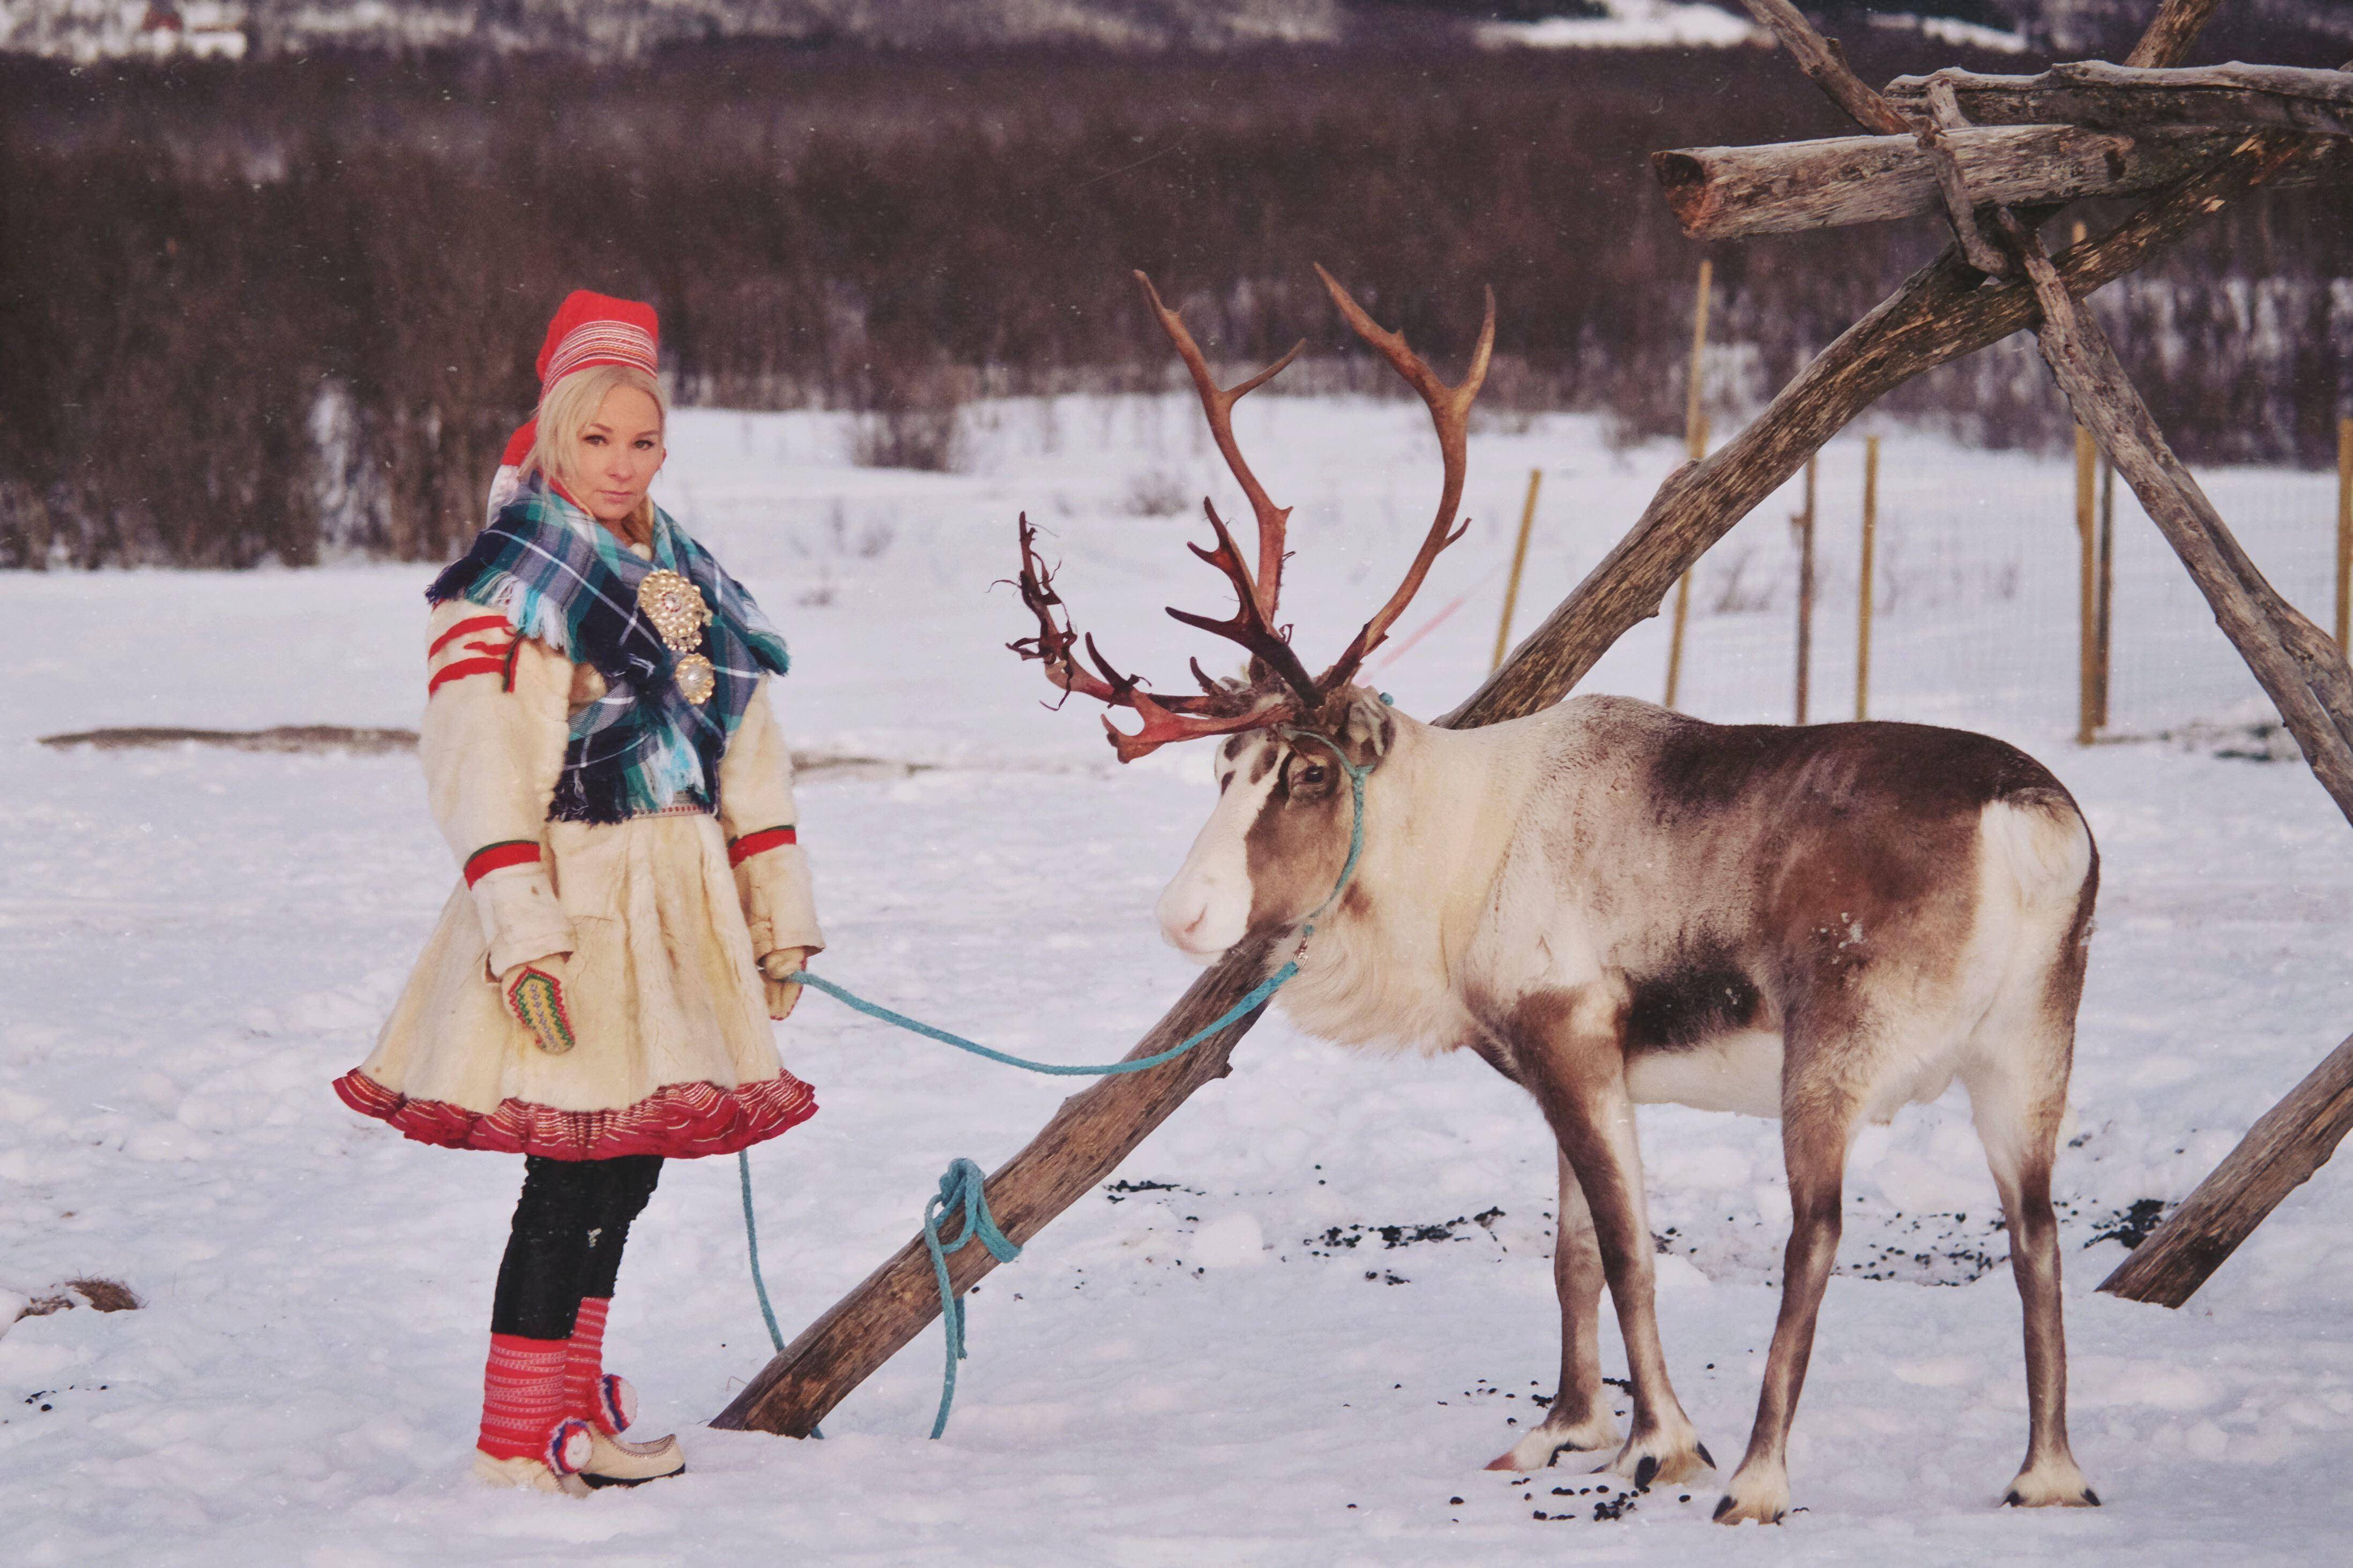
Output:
[{"xmin": 715, "ymin": 0, "xmax": 2353, "ymax": 1436}]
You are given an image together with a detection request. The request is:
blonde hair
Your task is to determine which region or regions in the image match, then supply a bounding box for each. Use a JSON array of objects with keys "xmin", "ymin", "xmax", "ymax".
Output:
[{"xmin": 523, "ymin": 363, "xmax": 669, "ymax": 541}]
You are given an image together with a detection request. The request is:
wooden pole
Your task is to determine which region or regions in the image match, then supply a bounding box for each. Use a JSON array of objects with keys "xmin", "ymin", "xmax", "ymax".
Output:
[
  {"xmin": 1999, "ymin": 219, "xmax": 2353, "ymax": 1302},
  {"xmin": 2096, "ymin": 454, "xmax": 2116, "ymax": 730},
  {"xmin": 2337, "ymin": 414, "xmax": 2352, "ymax": 651},
  {"xmin": 2076, "ymin": 424, "xmax": 2099, "ymax": 744},
  {"xmin": 1663, "ymin": 259, "xmax": 1712, "ymax": 710},
  {"xmin": 1651, "ymin": 125, "xmax": 2258, "ymax": 243},
  {"xmin": 1795, "ymin": 454, "xmax": 1816, "ymax": 725},
  {"xmin": 1856, "ymin": 436, "xmax": 1878, "ymax": 721},
  {"xmin": 2099, "ymin": 1029, "xmax": 2353, "ymax": 1307},
  {"xmin": 1492, "ymin": 468, "xmax": 1543, "ymax": 673}
]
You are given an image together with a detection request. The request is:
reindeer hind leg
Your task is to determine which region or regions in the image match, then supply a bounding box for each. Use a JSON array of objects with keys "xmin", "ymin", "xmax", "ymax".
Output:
[
  {"xmin": 1965, "ymin": 1016, "xmax": 2098, "ymax": 1509},
  {"xmin": 1488, "ymin": 1149, "xmax": 1619, "ymax": 1472}
]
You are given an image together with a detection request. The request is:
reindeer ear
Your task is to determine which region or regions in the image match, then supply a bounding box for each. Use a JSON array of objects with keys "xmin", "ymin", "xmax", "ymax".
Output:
[{"xmin": 1338, "ymin": 686, "xmax": 1398, "ymax": 763}]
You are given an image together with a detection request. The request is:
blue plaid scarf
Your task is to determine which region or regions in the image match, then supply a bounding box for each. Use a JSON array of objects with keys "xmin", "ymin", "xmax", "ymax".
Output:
[{"xmin": 427, "ymin": 477, "xmax": 791, "ymax": 825}]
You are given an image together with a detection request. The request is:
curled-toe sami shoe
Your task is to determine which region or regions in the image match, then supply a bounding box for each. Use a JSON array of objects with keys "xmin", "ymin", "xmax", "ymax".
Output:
[
  {"xmin": 581, "ymin": 1428, "xmax": 686, "ymax": 1488},
  {"xmin": 578, "ymin": 1373, "xmax": 684, "ymax": 1488}
]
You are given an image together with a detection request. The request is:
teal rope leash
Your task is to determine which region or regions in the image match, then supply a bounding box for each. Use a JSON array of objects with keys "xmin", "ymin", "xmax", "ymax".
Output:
[
  {"xmin": 792, "ymin": 961, "xmax": 1299, "ymax": 1075},
  {"xmin": 738, "ymin": 735, "xmax": 1372, "ymax": 1438},
  {"xmin": 736, "ymin": 1148, "xmax": 822, "ymax": 1437},
  {"xmin": 787, "ymin": 733, "xmax": 1368, "ymax": 1079},
  {"xmin": 738, "ymin": 1149, "xmax": 786, "ymax": 1352},
  {"xmin": 921, "ymin": 1159, "xmax": 1023, "ymax": 1438}
]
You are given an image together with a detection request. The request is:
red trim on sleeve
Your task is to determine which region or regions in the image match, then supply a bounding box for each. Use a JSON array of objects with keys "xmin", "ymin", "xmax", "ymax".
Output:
[
  {"xmin": 464, "ymin": 840, "xmax": 542, "ymax": 886},
  {"xmin": 727, "ymin": 826, "xmax": 798, "ymax": 867},
  {"xmin": 429, "ymin": 655, "xmax": 515, "ymax": 697},
  {"xmin": 429, "ymin": 614, "xmax": 512, "ymax": 661}
]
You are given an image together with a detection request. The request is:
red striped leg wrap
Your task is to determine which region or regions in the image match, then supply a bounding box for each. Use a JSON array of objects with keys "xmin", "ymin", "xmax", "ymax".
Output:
[
  {"xmin": 565, "ymin": 1297, "xmax": 639, "ymax": 1435},
  {"xmin": 478, "ymin": 1333, "xmax": 575, "ymax": 1464}
]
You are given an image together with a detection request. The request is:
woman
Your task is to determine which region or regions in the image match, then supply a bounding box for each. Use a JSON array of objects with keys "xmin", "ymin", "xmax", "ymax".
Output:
[{"xmin": 334, "ymin": 292, "xmax": 823, "ymax": 1495}]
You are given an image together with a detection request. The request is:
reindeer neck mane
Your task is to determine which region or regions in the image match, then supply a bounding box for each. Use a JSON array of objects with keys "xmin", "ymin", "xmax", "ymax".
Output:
[{"xmin": 1273, "ymin": 715, "xmax": 1507, "ymax": 1055}]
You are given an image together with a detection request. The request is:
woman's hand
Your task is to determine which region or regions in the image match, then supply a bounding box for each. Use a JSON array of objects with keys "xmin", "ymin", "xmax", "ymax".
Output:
[
  {"xmin": 501, "ymin": 955, "xmax": 578, "ymax": 1054},
  {"xmin": 759, "ymin": 946, "xmax": 813, "ymax": 1021}
]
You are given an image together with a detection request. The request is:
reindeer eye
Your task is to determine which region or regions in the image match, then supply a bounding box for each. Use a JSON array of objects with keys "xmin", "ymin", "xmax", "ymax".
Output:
[{"xmin": 1297, "ymin": 764, "xmax": 1328, "ymax": 787}]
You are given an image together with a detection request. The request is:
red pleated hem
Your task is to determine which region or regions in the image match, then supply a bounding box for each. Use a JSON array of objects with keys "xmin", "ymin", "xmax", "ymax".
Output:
[{"xmin": 332, "ymin": 1067, "xmax": 817, "ymax": 1160}]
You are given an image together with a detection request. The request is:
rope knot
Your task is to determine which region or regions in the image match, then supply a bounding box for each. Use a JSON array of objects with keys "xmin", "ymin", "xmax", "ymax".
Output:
[{"xmin": 921, "ymin": 1157, "xmax": 1021, "ymax": 1438}]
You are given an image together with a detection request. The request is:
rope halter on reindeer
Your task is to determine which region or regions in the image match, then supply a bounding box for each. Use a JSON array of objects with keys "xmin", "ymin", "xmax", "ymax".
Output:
[{"xmin": 1008, "ymin": 266, "xmax": 1495, "ymax": 762}]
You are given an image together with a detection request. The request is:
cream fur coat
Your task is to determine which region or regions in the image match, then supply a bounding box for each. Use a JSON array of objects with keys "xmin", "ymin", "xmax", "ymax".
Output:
[{"xmin": 335, "ymin": 592, "xmax": 825, "ymax": 1160}]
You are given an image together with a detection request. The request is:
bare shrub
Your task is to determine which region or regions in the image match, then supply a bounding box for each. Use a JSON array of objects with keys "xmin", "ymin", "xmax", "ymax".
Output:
[
  {"xmin": 2, "ymin": 34, "xmax": 2346, "ymax": 565},
  {"xmin": 1704, "ymin": 546, "xmax": 1777, "ymax": 615},
  {"xmin": 13, "ymin": 1278, "xmax": 142, "ymax": 1319},
  {"xmin": 66, "ymin": 1278, "xmax": 142, "ymax": 1312},
  {"xmin": 852, "ymin": 409, "xmax": 962, "ymax": 472},
  {"xmin": 1125, "ymin": 468, "xmax": 1192, "ymax": 517}
]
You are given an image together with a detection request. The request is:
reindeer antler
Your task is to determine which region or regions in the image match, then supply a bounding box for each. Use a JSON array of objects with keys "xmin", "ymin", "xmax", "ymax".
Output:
[
  {"xmin": 1008, "ymin": 514, "xmax": 1302, "ymax": 762},
  {"xmin": 1134, "ymin": 272, "xmax": 1305, "ymax": 620},
  {"xmin": 1312, "ymin": 265, "xmax": 1496, "ymax": 692},
  {"xmin": 1007, "ymin": 270, "xmax": 1494, "ymax": 759}
]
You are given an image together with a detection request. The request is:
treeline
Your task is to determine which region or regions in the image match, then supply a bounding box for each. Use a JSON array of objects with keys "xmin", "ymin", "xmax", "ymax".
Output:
[{"xmin": 4, "ymin": 35, "xmax": 2349, "ymax": 568}]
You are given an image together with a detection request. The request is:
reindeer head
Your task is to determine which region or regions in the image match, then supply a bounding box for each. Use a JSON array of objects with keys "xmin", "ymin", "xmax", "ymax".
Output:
[{"xmin": 1009, "ymin": 267, "xmax": 1493, "ymax": 954}]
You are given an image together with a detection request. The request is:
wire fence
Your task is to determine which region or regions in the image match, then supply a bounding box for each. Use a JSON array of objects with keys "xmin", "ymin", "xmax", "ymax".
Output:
[{"xmin": 1605, "ymin": 436, "xmax": 2350, "ymax": 747}]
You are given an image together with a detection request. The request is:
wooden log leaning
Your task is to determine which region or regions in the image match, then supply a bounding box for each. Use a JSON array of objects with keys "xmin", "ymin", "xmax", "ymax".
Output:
[
  {"xmin": 1652, "ymin": 125, "xmax": 2244, "ymax": 241},
  {"xmin": 2099, "ymin": 1031, "xmax": 2353, "ymax": 1308},
  {"xmin": 1885, "ymin": 61, "xmax": 2353, "ymax": 141},
  {"xmin": 2001, "ymin": 216, "xmax": 2353, "ymax": 822},
  {"xmin": 2125, "ymin": 0, "xmax": 2227, "ymax": 70}
]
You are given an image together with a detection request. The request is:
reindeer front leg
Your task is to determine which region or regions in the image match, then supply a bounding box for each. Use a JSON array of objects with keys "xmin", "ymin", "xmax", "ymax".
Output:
[
  {"xmin": 1487, "ymin": 1151, "xmax": 1619, "ymax": 1472},
  {"xmin": 1508, "ymin": 991, "xmax": 1712, "ymax": 1489}
]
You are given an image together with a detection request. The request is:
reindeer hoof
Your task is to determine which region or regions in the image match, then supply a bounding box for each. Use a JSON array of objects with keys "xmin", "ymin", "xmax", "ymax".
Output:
[
  {"xmin": 2003, "ymin": 1455, "xmax": 2099, "ymax": 1508},
  {"xmin": 1486, "ymin": 1412, "xmax": 1619, "ymax": 1473},
  {"xmin": 1713, "ymin": 1492, "xmax": 1785, "ymax": 1525},
  {"xmin": 1602, "ymin": 1430, "xmax": 1712, "ymax": 1488},
  {"xmin": 1714, "ymin": 1462, "xmax": 1790, "ymax": 1525}
]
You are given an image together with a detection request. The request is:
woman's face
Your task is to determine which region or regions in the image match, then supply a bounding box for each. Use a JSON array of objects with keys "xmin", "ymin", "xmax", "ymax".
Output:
[{"xmin": 571, "ymin": 384, "xmax": 666, "ymax": 526}]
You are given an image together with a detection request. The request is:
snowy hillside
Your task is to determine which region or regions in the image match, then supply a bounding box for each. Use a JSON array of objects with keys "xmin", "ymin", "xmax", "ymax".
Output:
[{"xmin": 4, "ymin": 398, "xmax": 2352, "ymax": 1563}]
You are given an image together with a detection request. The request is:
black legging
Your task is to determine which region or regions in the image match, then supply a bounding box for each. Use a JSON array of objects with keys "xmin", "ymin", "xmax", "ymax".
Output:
[{"xmin": 490, "ymin": 1154, "xmax": 664, "ymax": 1340}]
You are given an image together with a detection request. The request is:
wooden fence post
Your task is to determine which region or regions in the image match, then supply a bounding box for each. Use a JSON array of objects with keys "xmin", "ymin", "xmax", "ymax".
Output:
[
  {"xmin": 2075, "ymin": 423, "xmax": 2098, "ymax": 744},
  {"xmin": 2337, "ymin": 413, "xmax": 2352, "ymax": 651},
  {"xmin": 1856, "ymin": 435, "xmax": 1878, "ymax": 721},
  {"xmin": 1664, "ymin": 258, "xmax": 1713, "ymax": 709},
  {"xmin": 1492, "ymin": 468, "xmax": 1543, "ymax": 672},
  {"xmin": 1795, "ymin": 454, "xmax": 1816, "ymax": 724},
  {"xmin": 2095, "ymin": 454, "xmax": 2116, "ymax": 730}
]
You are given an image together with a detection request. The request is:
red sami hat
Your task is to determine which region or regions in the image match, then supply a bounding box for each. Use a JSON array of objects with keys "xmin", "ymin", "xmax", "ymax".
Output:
[{"xmin": 498, "ymin": 290, "xmax": 662, "ymax": 468}]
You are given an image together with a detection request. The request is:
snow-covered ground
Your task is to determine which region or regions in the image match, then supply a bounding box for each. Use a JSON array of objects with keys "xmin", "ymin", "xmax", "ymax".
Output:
[{"xmin": 4, "ymin": 398, "xmax": 2351, "ymax": 1564}]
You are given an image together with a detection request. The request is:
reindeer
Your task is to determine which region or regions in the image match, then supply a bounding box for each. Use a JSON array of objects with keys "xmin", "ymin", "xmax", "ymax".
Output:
[{"xmin": 1009, "ymin": 269, "xmax": 2101, "ymax": 1525}]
